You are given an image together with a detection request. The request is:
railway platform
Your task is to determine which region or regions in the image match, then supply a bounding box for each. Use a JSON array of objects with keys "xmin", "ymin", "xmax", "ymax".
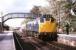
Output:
[
  {"xmin": 58, "ymin": 32, "xmax": 76, "ymax": 47},
  {"xmin": 0, "ymin": 31, "xmax": 16, "ymax": 50}
]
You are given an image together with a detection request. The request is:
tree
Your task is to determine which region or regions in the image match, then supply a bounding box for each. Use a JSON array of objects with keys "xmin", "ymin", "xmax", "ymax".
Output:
[
  {"xmin": 30, "ymin": 6, "xmax": 41, "ymax": 17},
  {"xmin": 21, "ymin": 18, "xmax": 33, "ymax": 25},
  {"xmin": 47, "ymin": 0, "xmax": 73, "ymax": 27}
]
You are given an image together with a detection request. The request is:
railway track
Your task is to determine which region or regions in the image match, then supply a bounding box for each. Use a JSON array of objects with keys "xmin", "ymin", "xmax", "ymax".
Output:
[
  {"xmin": 48, "ymin": 41, "xmax": 76, "ymax": 50},
  {"xmin": 31, "ymin": 37, "xmax": 65, "ymax": 50},
  {"xmin": 14, "ymin": 33, "xmax": 76, "ymax": 50},
  {"xmin": 23, "ymin": 37, "xmax": 76, "ymax": 50}
]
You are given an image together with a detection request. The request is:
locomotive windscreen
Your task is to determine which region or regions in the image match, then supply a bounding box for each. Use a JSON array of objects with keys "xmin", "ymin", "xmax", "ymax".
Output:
[
  {"xmin": 43, "ymin": 14, "xmax": 54, "ymax": 22},
  {"xmin": 40, "ymin": 14, "xmax": 55, "ymax": 22},
  {"xmin": 40, "ymin": 17, "xmax": 44, "ymax": 22}
]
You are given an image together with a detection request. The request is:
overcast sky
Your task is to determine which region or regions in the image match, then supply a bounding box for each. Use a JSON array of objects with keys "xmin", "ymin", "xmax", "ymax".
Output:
[
  {"xmin": 1, "ymin": 0, "xmax": 48, "ymax": 27},
  {"xmin": 0, "ymin": 0, "xmax": 48, "ymax": 13}
]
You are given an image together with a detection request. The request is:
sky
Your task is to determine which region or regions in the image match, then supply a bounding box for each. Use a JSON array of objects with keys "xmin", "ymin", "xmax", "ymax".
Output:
[
  {"xmin": 0, "ymin": 0, "xmax": 48, "ymax": 27},
  {"xmin": 0, "ymin": 0, "xmax": 48, "ymax": 13}
]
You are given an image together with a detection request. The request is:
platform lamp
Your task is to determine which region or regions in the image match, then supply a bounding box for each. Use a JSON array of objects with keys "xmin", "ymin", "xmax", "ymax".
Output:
[{"xmin": 1, "ymin": 12, "xmax": 4, "ymax": 32}]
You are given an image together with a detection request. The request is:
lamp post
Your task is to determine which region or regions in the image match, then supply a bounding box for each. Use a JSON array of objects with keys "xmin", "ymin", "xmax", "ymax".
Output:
[{"xmin": 1, "ymin": 12, "xmax": 3, "ymax": 32}]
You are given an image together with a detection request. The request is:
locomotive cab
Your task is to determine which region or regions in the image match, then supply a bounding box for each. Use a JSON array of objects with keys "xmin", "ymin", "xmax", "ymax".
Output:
[
  {"xmin": 39, "ymin": 14, "xmax": 56, "ymax": 32},
  {"xmin": 39, "ymin": 14, "xmax": 57, "ymax": 41}
]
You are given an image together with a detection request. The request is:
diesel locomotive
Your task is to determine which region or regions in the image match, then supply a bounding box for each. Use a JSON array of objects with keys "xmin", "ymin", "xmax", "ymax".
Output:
[{"xmin": 26, "ymin": 14, "xmax": 58, "ymax": 41}]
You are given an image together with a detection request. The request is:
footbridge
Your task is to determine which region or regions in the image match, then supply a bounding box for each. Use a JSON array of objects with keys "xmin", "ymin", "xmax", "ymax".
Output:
[{"xmin": 1, "ymin": 13, "xmax": 36, "ymax": 23}]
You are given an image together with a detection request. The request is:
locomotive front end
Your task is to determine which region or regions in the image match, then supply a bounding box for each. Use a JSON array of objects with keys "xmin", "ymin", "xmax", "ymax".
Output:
[{"xmin": 38, "ymin": 14, "xmax": 58, "ymax": 41}]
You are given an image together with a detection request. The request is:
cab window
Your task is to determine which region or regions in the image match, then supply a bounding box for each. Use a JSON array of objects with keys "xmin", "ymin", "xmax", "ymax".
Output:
[
  {"xmin": 46, "ymin": 18, "xmax": 50, "ymax": 21},
  {"xmin": 51, "ymin": 17, "xmax": 54, "ymax": 22},
  {"xmin": 45, "ymin": 15, "xmax": 50, "ymax": 21},
  {"xmin": 40, "ymin": 18, "xmax": 44, "ymax": 22}
]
